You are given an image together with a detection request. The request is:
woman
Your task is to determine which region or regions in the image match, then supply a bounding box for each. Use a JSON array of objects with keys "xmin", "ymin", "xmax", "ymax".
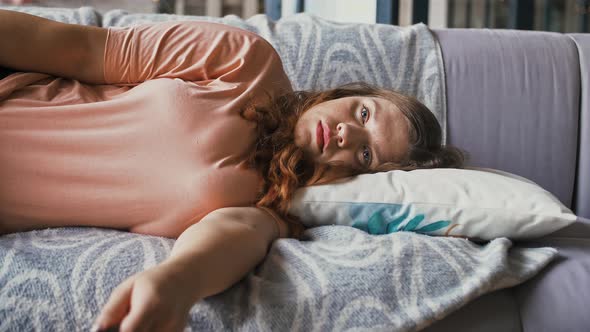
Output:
[{"xmin": 0, "ymin": 9, "xmax": 464, "ymax": 332}]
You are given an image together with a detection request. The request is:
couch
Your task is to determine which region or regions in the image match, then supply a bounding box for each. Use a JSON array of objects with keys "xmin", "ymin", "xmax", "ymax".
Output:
[
  {"xmin": 0, "ymin": 6, "xmax": 589, "ymax": 332},
  {"xmin": 430, "ymin": 28, "xmax": 590, "ymax": 332}
]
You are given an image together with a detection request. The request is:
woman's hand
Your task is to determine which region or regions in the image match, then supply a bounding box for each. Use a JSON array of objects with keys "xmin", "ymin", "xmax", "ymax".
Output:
[{"xmin": 92, "ymin": 263, "xmax": 195, "ymax": 332}]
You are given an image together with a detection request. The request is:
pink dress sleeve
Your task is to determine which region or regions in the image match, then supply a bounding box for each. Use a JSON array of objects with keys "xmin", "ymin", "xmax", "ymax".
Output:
[{"xmin": 103, "ymin": 21, "xmax": 283, "ymax": 85}]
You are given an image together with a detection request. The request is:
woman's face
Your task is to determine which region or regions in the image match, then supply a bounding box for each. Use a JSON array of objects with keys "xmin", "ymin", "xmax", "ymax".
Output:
[{"xmin": 294, "ymin": 95, "xmax": 411, "ymax": 178}]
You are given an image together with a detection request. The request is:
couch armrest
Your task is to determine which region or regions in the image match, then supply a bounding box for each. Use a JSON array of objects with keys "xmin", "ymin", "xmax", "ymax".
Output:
[{"xmin": 568, "ymin": 34, "xmax": 590, "ymax": 219}]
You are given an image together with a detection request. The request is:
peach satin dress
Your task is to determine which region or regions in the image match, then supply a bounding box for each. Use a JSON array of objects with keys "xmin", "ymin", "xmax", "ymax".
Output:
[{"xmin": 0, "ymin": 21, "xmax": 292, "ymax": 238}]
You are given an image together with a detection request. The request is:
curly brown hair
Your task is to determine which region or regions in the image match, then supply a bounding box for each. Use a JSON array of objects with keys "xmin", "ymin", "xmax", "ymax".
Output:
[{"xmin": 240, "ymin": 82, "xmax": 466, "ymax": 238}]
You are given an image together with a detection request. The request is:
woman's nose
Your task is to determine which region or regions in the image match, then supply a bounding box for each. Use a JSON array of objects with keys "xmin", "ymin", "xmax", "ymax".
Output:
[{"xmin": 336, "ymin": 123, "xmax": 361, "ymax": 148}]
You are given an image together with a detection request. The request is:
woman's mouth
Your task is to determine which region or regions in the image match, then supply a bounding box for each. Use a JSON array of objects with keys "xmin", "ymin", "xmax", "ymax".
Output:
[
  {"xmin": 316, "ymin": 121, "xmax": 324, "ymax": 153},
  {"xmin": 322, "ymin": 122, "xmax": 330, "ymax": 152}
]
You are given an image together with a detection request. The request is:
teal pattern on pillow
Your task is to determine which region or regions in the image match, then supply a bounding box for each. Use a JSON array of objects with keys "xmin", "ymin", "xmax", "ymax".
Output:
[{"xmin": 348, "ymin": 203, "xmax": 451, "ymax": 235}]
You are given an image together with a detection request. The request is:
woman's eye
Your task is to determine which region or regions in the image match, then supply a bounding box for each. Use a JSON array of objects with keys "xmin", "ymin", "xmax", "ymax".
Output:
[
  {"xmin": 362, "ymin": 146, "xmax": 372, "ymax": 166},
  {"xmin": 361, "ymin": 105, "xmax": 369, "ymax": 123}
]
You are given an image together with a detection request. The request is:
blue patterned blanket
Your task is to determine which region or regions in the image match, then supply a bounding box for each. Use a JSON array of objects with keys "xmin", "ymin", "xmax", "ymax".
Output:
[{"xmin": 0, "ymin": 227, "xmax": 555, "ymax": 331}]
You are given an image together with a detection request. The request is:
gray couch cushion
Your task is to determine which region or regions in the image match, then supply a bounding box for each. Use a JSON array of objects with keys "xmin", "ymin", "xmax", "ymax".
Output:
[
  {"xmin": 433, "ymin": 29, "xmax": 580, "ymax": 208},
  {"xmin": 515, "ymin": 227, "xmax": 590, "ymax": 332},
  {"xmin": 567, "ymin": 34, "xmax": 590, "ymax": 219},
  {"xmin": 423, "ymin": 289, "xmax": 521, "ymax": 332}
]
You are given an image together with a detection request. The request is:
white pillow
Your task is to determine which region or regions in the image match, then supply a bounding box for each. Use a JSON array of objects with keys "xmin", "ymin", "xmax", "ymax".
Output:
[{"xmin": 288, "ymin": 167, "xmax": 577, "ymax": 240}]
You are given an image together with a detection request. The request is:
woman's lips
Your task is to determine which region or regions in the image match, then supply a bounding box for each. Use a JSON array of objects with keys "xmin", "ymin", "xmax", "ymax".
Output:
[
  {"xmin": 316, "ymin": 121, "xmax": 324, "ymax": 153},
  {"xmin": 322, "ymin": 122, "xmax": 330, "ymax": 152}
]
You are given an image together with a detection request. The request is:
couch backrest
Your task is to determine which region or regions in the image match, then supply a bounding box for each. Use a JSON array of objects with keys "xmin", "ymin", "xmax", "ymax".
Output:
[
  {"xmin": 567, "ymin": 34, "xmax": 589, "ymax": 219},
  {"xmin": 433, "ymin": 28, "xmax": 580, "ymax": 210}
]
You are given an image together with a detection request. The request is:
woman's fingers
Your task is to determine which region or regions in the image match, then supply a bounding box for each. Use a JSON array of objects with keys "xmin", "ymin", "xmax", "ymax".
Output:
[
  {"xmin": 93, "ymin": 276, "xmax": 135, "ymax": 330},
  {"xmin": 119, "ymin": 289, "xmax": 188, "ymax": 332},
  {"xmin": 94, "ymin": 266, "xmax": 194, "ymax": 332},
  {"xmin": 119, "ymin": 310, "xmax": 154, "ymax": 332},
  {"xmin": 118, "ymin": 272, "xmax": 163, "ymax": 332}
]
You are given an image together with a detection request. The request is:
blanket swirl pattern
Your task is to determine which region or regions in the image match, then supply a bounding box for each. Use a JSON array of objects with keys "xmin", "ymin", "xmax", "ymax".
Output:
[{"xmin": 0, "ymin": 227, "xmax": 555, "ymax": 331}]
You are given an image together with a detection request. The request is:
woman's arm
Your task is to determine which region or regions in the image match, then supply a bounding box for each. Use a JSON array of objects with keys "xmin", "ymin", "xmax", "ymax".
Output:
[
  {"xmin": 92, "ymin": 206, "xmax": 291, "ymax": 332},
  {"xmin": 0, "ymin": 9, "xmax": 107, "ymax": 83},
  {"xmin": 165, "ymin": 206, "xmax": 289, "ymax": 300}
]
